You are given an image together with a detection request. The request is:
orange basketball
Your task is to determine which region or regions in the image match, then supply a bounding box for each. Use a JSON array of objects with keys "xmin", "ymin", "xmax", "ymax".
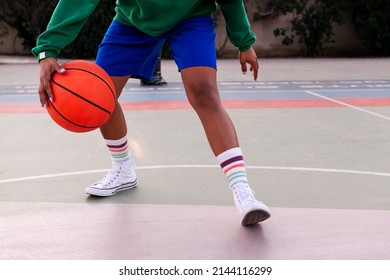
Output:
[{"xmin": 47, "ymin": 60, "xmax": 116, "ymax": 133}]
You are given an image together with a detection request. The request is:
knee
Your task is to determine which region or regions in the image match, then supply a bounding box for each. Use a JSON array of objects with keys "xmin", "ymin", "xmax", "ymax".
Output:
[{"xmin": 186, "ymin": 82, "xmax": 221, "ymax": 111}]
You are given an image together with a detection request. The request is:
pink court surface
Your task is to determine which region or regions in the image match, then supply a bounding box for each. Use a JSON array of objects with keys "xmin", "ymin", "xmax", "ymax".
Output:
[{"xmin": 0, "ymin": 57, "xmax": 390, "ymax": 260}]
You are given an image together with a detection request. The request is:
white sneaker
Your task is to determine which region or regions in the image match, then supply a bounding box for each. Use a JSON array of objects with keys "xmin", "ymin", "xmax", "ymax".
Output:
[
  {"xmin": 231, "ymin": 184, "xmax": 271, "ymax": 226},
  {"xmin": 86, "ymin": 159, "xmax": 137, "ymax": 197}
]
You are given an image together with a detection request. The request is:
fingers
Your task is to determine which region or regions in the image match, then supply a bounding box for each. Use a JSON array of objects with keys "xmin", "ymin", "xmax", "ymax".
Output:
[
  {"xmin": 240, "ymin": 58, "xmax": 248, "ymax": 75},
  {"xmin": 38, "ymin": 80, "xmax": 48, "ymax": 108},
  {"xmin": 239, "ymin": 48, "xmax": 259, "ymax": 81},
  {"xmin": 38, "ymin": 58, "xmax": 65, "ymax": 107},
  {"xmin": 39, "ymin": 68, "xmax": 53, "ymax": 107},
  {"xmin": 247, "ymin": 49, "xmax": 259, "ymax": 81},
  {"xmin": 252, "ymin": 61, "xmax": 259, "ymax": 81}
]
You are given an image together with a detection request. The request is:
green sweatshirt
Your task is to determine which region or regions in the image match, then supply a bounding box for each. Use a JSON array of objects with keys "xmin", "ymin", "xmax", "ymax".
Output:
[{"xmin": 32, "ymin": 0, "xmax": 256, "ymax": 61}]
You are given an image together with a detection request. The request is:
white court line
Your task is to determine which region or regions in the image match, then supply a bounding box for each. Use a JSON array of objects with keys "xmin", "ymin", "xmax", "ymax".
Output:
[
  {"xmin": 219, "ymin": 82, "xmax": 242, "ymax": 85},
  {"xmin": 0, "ymin": 94, "xmax": 34, "ymax": 98},
  {"xmin": 364, "ymin": 80, "xmax": 388, "ymax": 83},
  {"xmin": 292, "ymin": 81, "xmax": 313, "ymax": 84},
  {"xmin": 156, "ymin": 87, "xmax": 182, "ymax": 90},
  {"xmin": 300, "ymin": 85, "xmax": 324, "ymax": 88},
  {"xmin": 254, "ymin": 86, "xmax": 279, "ymax": 89},
  {"xmin": 1, "ymin": 165, "xmax": 390, "ymax": 184},
  {"xmin": 305, "ymin": 90, "xmax": 390, "ymax": 121},
  {"xmin": 340, "ymin": 81, "xmax": 363, "ymax": 84}
]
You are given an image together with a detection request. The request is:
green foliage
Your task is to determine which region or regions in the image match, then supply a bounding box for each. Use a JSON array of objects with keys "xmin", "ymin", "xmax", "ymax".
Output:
[
  {"xmin": 273, "ymin": 0, "xmax": 346, "ymax": 56},
  {"xmin": 352, "ymin": 0, "xmax": 390, "ymax": 56},
  {"xmin": 0, "ymin": 1, "xmax": 58, "ymax": 49},
  {"xmin": 0, "ymin": 0, "xmax": 116, "ymax": 58}
]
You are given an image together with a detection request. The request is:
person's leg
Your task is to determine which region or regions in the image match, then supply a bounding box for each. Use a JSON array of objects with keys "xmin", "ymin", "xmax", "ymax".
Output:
[
  {"xmin": 85, "ymin": 76, "xmax": 138, "ymax": 196},
  {"xmin": 181, "ymin": 67, "xmax": 270, "ymax": 226},
  {"xmin": 100, "ymin": 76, "xmax": 129, "ymax": 140},
  {"xmin": 85, "ymin": 20, "xmax": 164, "ymax": 196},
  {"xmin": 169, "ymin": 16, "xmax": 270, "ymax": 225},
  {"xmin": 181, "ymin": 67, "xmax": 237, "ymax": 155}
]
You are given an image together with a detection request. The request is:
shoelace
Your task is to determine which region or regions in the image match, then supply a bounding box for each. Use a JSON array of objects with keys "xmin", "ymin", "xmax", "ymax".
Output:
[
  {"xmin": 233, "ymin": 185, "xmax": 257, "ymax": 207},
  {"xmin": 98, "ymin": 162, "xmax": 122, "ymax": 186},
  {"xmin": 96, "ymin": 157, "xmax": 135, "ymax": 187}
]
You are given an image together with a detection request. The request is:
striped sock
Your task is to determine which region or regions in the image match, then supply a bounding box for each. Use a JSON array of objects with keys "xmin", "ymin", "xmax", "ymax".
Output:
[
  {"xmin": 104, "ymin": 135, "xmax": 130, "ymax": 162},
  {"xmin": 216, "ymin": 147, "xmax": 248, "ymax": 188}
]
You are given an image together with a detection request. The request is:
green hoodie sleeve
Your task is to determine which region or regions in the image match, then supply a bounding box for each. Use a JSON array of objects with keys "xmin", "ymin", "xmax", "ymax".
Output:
[
  {"xmin": 216, "ymin": 0, "xmax": 256, "ymax": 51},
  {"xmin": 31, "ymin": 0, "xmax": 101, "ymax": 62},
  {"xmin": 32, "ymin": 0, "xmax": 255, "ymax": 61}
]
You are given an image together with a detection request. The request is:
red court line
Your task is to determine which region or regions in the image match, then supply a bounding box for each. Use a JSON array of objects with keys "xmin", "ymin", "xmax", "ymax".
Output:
[
  {"xmin": 114, "ymin": 97, "xmax": 390, "ymax": 110},
  {"xmin": 2, "ymin": 98, "xmax": 390, "ymax": 113},
  {"xmin": 0, "ymin": 104, "xmax": 44, "ymax": 113}
]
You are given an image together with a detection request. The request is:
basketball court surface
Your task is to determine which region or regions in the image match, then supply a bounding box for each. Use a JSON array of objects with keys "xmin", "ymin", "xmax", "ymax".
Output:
[{"xmin": 0, "ymin": 57, "xmax": 390, "ymax": 260}]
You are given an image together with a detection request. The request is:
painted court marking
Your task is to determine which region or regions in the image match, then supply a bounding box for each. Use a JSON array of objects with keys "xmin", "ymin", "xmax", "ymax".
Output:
[
  {"xmin": 305, "ymin": 90, "xmax": 390, "ymax": 121},
  {"xmin": 2, "ymin": 86, "xmax": 390, "ymax": 112},
  {"xmin": 1, "ymin": 165, "xmax": 390, "ymax": 184}
]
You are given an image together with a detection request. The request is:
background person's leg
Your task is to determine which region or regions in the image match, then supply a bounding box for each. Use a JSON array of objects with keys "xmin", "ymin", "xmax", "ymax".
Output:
[{"xmin": 140, "ymin": 54, "xmax": 167, "ymax": 86}]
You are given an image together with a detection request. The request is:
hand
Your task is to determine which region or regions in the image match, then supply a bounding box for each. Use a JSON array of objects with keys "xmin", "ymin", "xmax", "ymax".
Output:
[
  {"xmin": 38, "ymin": 57, "xmax": 65, "ymax": 107},
  {"xmin": 239, "ymin": 47, "xmax": 259, "ymax": 81}
]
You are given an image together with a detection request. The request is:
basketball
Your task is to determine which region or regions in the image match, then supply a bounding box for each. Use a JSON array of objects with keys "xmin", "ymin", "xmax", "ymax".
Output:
[{"xmin": 47, "ymin": 60, "xmax": 116, "ymax": 133}]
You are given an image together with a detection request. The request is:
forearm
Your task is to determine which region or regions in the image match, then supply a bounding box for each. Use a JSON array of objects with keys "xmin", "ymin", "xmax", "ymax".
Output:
[
  {"xmin": 216, "ymin": 0, "xmax": 256, "ymax": 51},
  {"xmin": 32, "ymin": 0, "xmax": 101, "ymax": 61}
]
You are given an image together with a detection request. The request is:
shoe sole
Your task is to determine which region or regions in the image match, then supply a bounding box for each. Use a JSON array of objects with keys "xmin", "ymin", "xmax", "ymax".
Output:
[
  {"xmin": 241, "ymin": 209, "xmax": 271, "ymax": 226},
  {"xmin": 86, "ymin": 180, "xmax": 137, "ymax": 197}
]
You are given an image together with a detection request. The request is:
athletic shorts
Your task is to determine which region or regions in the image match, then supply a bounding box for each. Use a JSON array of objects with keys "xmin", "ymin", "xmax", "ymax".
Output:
[{"xmin": 96, "ymin": 16, "xmax": 217, "ymax": 80}]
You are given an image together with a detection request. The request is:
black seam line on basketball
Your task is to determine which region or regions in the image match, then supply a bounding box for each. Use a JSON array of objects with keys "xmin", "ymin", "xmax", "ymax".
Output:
[
  {"xmin": 50, "ymin": 78, "xmax": 112, "ymax": 115},
  {"xmin": 48, "ymin": 99, "xmax": 100, "ymax": 129},
  {"xmin": 64, "ymin": 67, "xmax": 116, "ymax": 100}
]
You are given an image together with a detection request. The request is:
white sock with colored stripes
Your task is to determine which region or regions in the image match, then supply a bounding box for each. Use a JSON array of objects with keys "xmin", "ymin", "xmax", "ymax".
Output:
[
  {"xmin": 216, "ymin": 147, "xmax": 248, "ymax": 189},
  {"xmin": 104, "ymin": 135, "xmax": 130, "ymax": 162}
]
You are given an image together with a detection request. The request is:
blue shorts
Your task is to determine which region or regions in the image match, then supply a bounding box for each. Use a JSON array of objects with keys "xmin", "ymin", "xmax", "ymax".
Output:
[{"xmin": 96, "ymin": 16, "xmax": 217, "ymax": 80}]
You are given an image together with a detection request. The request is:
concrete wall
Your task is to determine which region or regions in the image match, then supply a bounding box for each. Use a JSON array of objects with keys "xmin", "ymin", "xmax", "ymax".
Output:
[
  {"xmin": 0, "ymin": 22, "xmax": 27, "ymax": 55},
  {"xmin": 215, "ymin": 12, "xmax": 365, "ymax": 58},
  {"xmin": 0, "ymin": 10, "xmax": 365, "ymax": 57}
]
